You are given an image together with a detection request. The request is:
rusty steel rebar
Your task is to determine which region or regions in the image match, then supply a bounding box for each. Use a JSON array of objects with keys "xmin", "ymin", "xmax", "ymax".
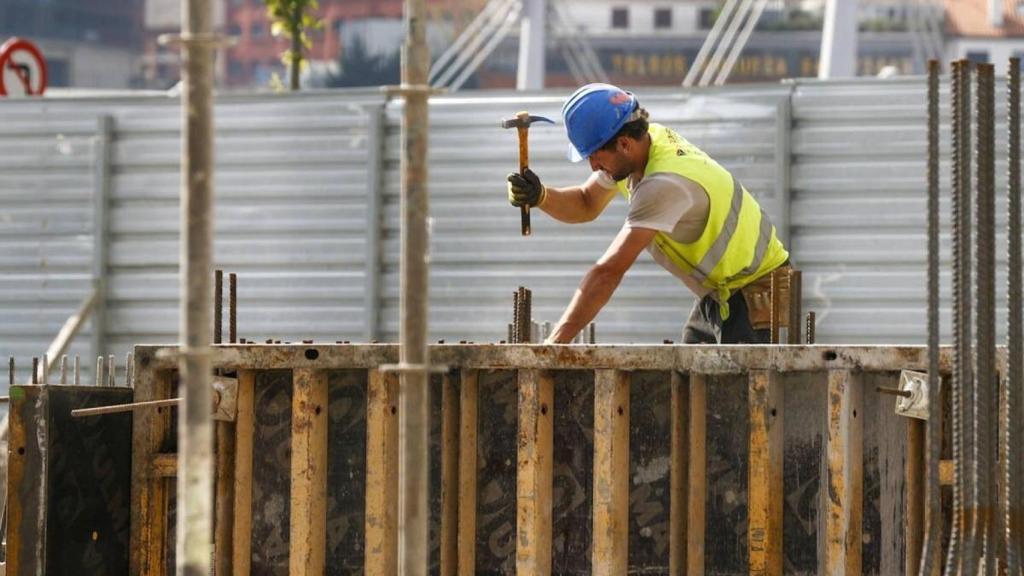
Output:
[
  {"xmin": 513, "ymin": 291, "xmax": 521, "ymax": 343},
  {"xmin": 805, "ymin": 311, "xmax": 816, "ymax": 345},
  {"xmin": 40, "ymin": 354, "xmax": 48, "ymax": 384},
  {"xmin": 229, "ymin": 272, "xmax": 237, "ymax": 343},
  {"xmin": 946, "ymin": 58, "xmax": 971, "ymax": 576},
  {"xmin": 74, "ymin": 355, "xmax": 80, "ymax": 386},
  {"xmin": 970, "ymin": 63, "xmax": 996, "ymax": 576},
  {"xmin": 215, "ymin": 269, "xmax": 223, "ymax": 344},
  {"xmin": 31, "ymin": 357, "xmax": 38, "ymax": 385},
  {"xmin": 919, "ymin": 58, "xmax": 942, "ymax": 576},
  {"xmin": 1007, "ymin": 56, "xmax": 1024, "ymax": 576},
  {"xmin": 8, "ymin": 357, "xmax": 13, "ymax": 386}
]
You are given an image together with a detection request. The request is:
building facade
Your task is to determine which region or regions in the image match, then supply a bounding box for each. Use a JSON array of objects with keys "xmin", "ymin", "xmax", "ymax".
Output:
[{"xmin": 0, "ymin": 0, "xmax": 144, "ymax": 88}]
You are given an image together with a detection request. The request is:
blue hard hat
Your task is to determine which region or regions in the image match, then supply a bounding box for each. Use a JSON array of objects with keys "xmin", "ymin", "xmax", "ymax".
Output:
[{"xmin": 561, "ymin": 83, "xmax": 639, "ymax": 162}]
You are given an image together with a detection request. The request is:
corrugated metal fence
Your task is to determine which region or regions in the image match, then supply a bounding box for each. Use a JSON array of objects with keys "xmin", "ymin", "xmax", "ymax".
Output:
[{"xmin": 0, "ymin": 77, "xmax": 984, "ymax": 383}]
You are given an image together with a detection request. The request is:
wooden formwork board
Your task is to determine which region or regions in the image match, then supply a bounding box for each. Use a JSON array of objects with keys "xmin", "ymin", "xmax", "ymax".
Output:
[{"xmin": 117, "ymin": 344, "xmax": 951, "ymax": 575}]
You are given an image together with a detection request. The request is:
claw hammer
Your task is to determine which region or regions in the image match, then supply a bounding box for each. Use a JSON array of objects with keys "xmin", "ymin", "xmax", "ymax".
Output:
[{"xmin": 501, "ymin": 111, "xmax": 554, "ymax": 235}]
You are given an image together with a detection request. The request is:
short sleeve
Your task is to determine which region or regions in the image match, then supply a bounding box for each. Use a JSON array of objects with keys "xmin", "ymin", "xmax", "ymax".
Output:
[
  {"xmin": 625, "ymin": 173, "xmax": 698, "ymax": 233},
  {"xmin": 585, "ymin": 170, "xmax": 617, "ymax": 190}
]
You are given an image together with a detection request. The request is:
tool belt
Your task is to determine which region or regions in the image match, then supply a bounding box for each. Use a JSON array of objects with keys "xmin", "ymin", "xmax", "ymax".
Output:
[{"xmin": 739, "ymin": 263, "xmax": 794, "ymax": 331}]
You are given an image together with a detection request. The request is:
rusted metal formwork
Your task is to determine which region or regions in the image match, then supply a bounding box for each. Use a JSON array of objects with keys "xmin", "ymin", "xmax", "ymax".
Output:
[{"xmin": 101, "ymin": 342, "xmax": 963, "ymax": 575}]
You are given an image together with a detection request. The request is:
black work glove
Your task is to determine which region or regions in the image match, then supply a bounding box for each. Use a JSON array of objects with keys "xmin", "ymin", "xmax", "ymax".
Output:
[{"xmin": 507, "ymin": 168, "xmax": 547, "ymax": 208}]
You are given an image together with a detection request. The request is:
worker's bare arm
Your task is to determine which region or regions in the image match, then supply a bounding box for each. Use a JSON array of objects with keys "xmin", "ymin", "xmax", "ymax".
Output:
[
  {"xmin": 546, "ymin": 224, "xmax": 657, "ymax": 343},
  {"xmin": 539, "ymin": 179, "xmax": 618, "ymax": 224}
]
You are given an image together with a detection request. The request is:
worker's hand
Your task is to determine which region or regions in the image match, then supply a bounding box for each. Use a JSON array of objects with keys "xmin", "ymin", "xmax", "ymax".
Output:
[{"xmin": 507, "ymin": 169, "xmax": 547, "ymax": 208}]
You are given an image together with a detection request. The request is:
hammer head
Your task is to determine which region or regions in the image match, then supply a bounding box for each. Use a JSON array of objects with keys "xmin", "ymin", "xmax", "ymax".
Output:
[{"xmin": 501, "ymin": 111, "xmax": 555, "ymax": 129}]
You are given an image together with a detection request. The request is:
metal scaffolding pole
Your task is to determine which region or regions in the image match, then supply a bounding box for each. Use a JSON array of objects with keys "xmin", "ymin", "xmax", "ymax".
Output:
[
  {"xmin": 177, "ymin": 0, "xmax": 216, "ymax": 572},
  {"xmin": 399, "ymin": 0, "xmax": 431, "ymax": 571},
  {"xmin": 818, "ymin": 0, "xmax": 859, "ymax": 78},
  {"xmin": 517, "ymin": 0, "xmax": 546, "ymax": 89}
]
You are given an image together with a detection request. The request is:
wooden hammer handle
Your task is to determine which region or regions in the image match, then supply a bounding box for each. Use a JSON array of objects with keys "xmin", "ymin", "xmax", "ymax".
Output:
[{"xmin": 517, "ymin": 125, "xmax": 531, "ymax": 236}]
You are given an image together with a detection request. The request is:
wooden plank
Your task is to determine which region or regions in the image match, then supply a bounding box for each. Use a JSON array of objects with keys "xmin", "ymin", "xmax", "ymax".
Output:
[
  {"xmin": 825, "ymin": 370, "xmax": 863, "ymax": 575},
  {"xmin": 905, "ymin": 419, "xmax": 925, "ymax": 576},
  {"xmin": 688, "ymin": 373, "xmax": 708, "ymax": 576},
  {"xmin": 441, "ymin": 372, "xmax": 460, "ymax": 576},
  {"xmin": 129, "ymin": 368, "xmax": 173, "ymax": 576},
  {"xmin": 458, "ymin": 369, "xmax": 479, "ymax": 576},
  {"xmin": 365, "ymin": 369, "xmax": 399, "ymax": 575},
  {"xmin": 151, "ymin": 453, "xmax": 177, "ymax": 477},
  {"xmin": 748, "ymin": 370, "xmax": 784, "ymax": 576},
  {"xmin": 215, "ymin": 418, "xmax": 236, "ymax": 574},
  {"xmin": 516, "ymin": 368, "xmax": 554, "ymax": 576},
  {"xmin": 289, "ymin": 368, "xmax": 329, "ymax": 575},
  {"xmin": 592, "ymin": 369, "xmax": 630, "ymax": 576},
  {"xmin": 670, "ymin": 372, "xmax": 689, "ymax": 576},
  {"xmin": 232, "ymin": 369, "xmax": 256, "ymax": 575}
]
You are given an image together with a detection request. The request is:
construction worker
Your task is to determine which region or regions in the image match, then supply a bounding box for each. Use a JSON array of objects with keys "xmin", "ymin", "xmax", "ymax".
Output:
[{"xmin": 507, "ymin": 83, "xmax": 791, "ymax": 344}]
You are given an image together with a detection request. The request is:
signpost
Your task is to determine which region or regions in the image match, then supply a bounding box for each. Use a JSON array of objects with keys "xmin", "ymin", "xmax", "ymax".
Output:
[{"xmin": 0, "ymin": 37, "xmax": 48, "ymax": 97}]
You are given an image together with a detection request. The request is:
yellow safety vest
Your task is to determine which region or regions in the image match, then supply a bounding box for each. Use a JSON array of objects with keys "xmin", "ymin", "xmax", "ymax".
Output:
[{"xmin": 617, "ymin": 123, "xmax": 789, "ymax": 319}]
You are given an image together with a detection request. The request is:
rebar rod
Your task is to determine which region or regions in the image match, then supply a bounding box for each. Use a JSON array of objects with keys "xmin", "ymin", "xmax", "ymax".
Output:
[
  {"xmin": 1005, "ymin": 56, "xmax": 1024, "ymax": 576},
  {"xmin": 8, "ymin": 357, "xmax": 13, "ymax": 386},
  {"xmin": 60, "ymin": 355, "xmax": 67, "ymax": 385},
  {"xmin": 215, "ymin": 269, "xmax": 223, "ymax": 345},
  {"xmin": 31, "ymin": 357, "xmax": 38, "ymax": 385},
  {"xmin": 74, "ymin": 355, "xmax": 80, "ymax": 385},
  {"xmin": 970, "ymin": 63, "xmax": 997, "ymax": 576},
  {"xmin": 919, "ymin": 58, "xmax": 942, "ymax": 576},
  {"xmin": 229, "ymin": 272, "xmax": 237, "ymax": 343},
  {"xmin": 945, "ymin": 58, "xmax": 970, "ymax": 576}
]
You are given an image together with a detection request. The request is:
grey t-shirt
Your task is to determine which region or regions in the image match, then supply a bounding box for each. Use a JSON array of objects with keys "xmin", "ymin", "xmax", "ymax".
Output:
[{"xmin": 590, "ymin": 169, "xmax": 713, "ymax": 296}]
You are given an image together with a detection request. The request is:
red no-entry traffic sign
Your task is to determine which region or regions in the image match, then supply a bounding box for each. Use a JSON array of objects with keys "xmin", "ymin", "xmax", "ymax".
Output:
[{"xmin": 0, "ymin": 37, "xmax": 48, "ymax": 97}]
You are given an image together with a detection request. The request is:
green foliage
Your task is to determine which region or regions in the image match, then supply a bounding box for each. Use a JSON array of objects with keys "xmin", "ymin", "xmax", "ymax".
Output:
[
  {"xmin": 327, "ymin": 36, "xmax": 401, "ymax": 88},
  {"xmin": 263, "ymin": 0, "xmax": 323, "ymax": 90}
]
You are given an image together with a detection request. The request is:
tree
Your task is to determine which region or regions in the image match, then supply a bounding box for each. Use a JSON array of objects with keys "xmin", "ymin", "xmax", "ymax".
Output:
[
  {"xmin": 327, "ymin": 36, "xmax": 401, "ymax": 88},
  {"xmin": 264, "ymin": 0, "xmax": 322, "ymax": 90}
]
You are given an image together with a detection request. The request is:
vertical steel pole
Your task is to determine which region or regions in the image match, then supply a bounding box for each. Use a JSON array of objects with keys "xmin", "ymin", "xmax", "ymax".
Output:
[
  {"xmin": 177, "ymin": 0, "xmax": 216, "ymax": 572},
  {"xmin": 972, "ymin": 63, "xmax": 997, "ymax": 576},
  {"xmin": 1007, "ymin": 56, "xmax": 1023, "ymax": 576},
  {"xmin": 399, "ymin": 0, "xmax": 431, "ymax": 571},
  {"xmin": 919, "ymin": 58, "xmax": 942, "ymax": 576}
]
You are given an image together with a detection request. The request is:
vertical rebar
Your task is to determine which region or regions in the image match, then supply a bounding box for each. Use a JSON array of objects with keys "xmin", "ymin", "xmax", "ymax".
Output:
[
  {"xmin": 31, "ymin": 357, "xmax": 38, "ymax": 384},
  {"xmin": 214, "ymin": 269, "xmax": 223, "ymax": 345},
  {"xmin": 8, "ymin": 357, "xmax": 13, "ymax": 386},
  {"xmin": 177, "ymin": 0, "xmax": 216, "ymax": 570},
  {"xmin": 588, "ymin": 322, "xmax": 596, "ymax": 344},
  {"xmin": 919, "ymin": 58, "xmax": 942, "ymax": 576},
  {"xmin": 126, "ymin": 352, "xmax": 134, "ymax": 389},
  {"xmin": 60, "ymin": 355, "xmax": 67, "ymax": 385},
  {"xmin": 805, "ymin": 311, "xmax": 816, "ymax": 344},
  {"xmin": 74, "ymin": 355, "xmax": 80, "ymax": 386},
  {"xmin": 229, "ymin": 272, "xmax": 237, "ymax": 344},
  {"xmin": 946, "ymin": 58, "xmax": 971, "ymax": 576},
  {"xmin": 41, "ymin": 353, "xmax": 48, "ymax": 384},
  {"xmin": 971, "ymin": 63, "xmax": 997, "ymax": 576},
  {"xmin": 398, "ymin": 0, "xmax": 431, "ymax": 570},
  {"xmin": 522, "ymin": 288, "xmax": 533, "ymax": 344},
  {"xmin": 108, "ymin": 354, "xmax": 116, "ymax": 387},
  {"xmin": 513, "ymin": 291, "xmax": 521, "ymax": 343},
  {"xmin": 1007, "ymin": 56, "xmax": 1024, "ymax": 576},
  {"xmin": 95, "ymin": 356, "xmax": 103, "ymax": 387}
]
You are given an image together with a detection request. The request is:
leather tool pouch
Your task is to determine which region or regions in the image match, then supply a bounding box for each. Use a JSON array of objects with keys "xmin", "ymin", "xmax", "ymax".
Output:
[{"xmin": 740, "ymin": 266, "xmax": 791, "ymax": 331}]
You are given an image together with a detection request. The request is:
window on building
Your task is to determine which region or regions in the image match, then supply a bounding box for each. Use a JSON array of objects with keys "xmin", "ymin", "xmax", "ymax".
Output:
[
  {"xmin": 227, "ymin": 23, "xmax": 242, "ymax": 36},
  {"xmin": 251, "ymin": 22, "xmax": 265, "ymax": 38},
  {"xmin": 654, "ymin": 8, "xmax": 672, "ymax": 29},
  {"xmin": 699, "ymin": 7, "xmax": 716, "ymax": 29},
  {"xmin": 966, "ymin": 50, "xmax": 990, "ymax": 63},
  {"xmin": 611, "ymin": 7, "xmax": 629, "ymax": 29}
]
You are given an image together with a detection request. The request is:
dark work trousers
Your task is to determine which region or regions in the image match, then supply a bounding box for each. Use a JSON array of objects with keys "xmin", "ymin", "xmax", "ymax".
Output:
[{"xmin": 682, "ymin": 289, "xmax": 770, "ymax": 344}]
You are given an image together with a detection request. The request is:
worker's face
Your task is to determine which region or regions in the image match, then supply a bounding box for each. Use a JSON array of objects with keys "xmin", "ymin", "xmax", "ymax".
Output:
[{"xmin": 587, "ymin": 137, "xmax": 635, "ymax": 182}]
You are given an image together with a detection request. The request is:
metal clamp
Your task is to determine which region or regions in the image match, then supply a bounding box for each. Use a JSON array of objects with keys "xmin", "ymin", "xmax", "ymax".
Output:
[{"xmin": 378, "ymin": 363, "xmax": 450, "ymax": 375}]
